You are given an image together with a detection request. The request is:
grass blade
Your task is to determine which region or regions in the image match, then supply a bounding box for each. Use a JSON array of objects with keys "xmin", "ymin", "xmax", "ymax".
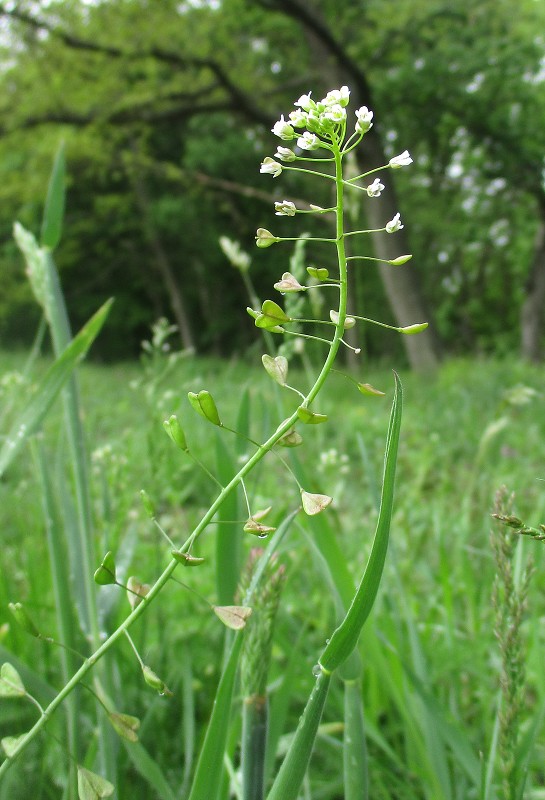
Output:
[
  {"xmin": 188, "ymin": 635, "xmax": 244, "ymax": 800},
  {"xmin": 122, "ymin": 740, "xmax": 176, "ymax": 800},
  {"xmin": 41, "ymin": 142, "xmax": 65, "ymax": 250},
  {"xmin": 343, "ymin": 679, "xmax": 368, "ymax": 800},
  {"xmin": 0, "ymin": 299, "xmax": 113, "ymax": 478},
  {"xmin": 266, "ymin": 670, "xmax": 331, "ymax": 800}
]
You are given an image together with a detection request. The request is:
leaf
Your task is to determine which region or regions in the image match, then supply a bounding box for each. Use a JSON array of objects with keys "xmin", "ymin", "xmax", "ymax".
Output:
[
  {"xmin": 262, "ymin": 354, "xmax": 288, "ymax": 385},
  {"xmin": 77, "ymin": 766, "xmax": 115, "ymax": 799},
  {"xmin": 108, "ymin": 712, "xmax": 140, "ymax": 743},
  {"xmin": 187, "ymin": 390, "xmax": 222, "ymax": 426},
  {"xmin": 0, "ymin": 663, "xmax": 26, "ymax": 697},
  {"xmin": 0, "ymin": 299, "xmax": 113, "ymax": 479},
  {"xmin": 41, "ymin": 142, "xmax": 65, "ymax": 250},
  {"xmin": 93, "ymin": 551, "xmax": 117, "ymax": 585},
  {"xmin": 213, "ymin": 605, "xmax": 252, "ymax": 630},
  {"xmin": 297, "ymin": 406, "xmax": 328, "ymax": 425},
  {"xmin": 1, "ymin": 733, "xmax": 28, "ymax": 758},
  {"xmin": 301, "ymin": 491, "xmax": 333, "ymax": 516}
]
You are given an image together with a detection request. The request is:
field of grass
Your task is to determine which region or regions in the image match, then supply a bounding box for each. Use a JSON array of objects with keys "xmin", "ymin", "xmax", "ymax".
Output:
[{"xmin": 0, "ymin": 345, "xmax": 544, "ymax": 799}]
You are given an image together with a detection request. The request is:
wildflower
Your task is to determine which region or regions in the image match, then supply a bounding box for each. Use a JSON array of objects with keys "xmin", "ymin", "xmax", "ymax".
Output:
[
  {"xmin": 366, "ymin": 178, "xmax": 385, "ymax": 197},
  {"xmin": 385, "ymin": 213, "xmax": 404, "ymax": 233},
  {"xmin": 355, "ymin": 106, "xmax": 373, "ymax": 134},
  {"xmin": 294, "ymin": 92, "xmax": 314, "ymax": 111},
  {"xmin": 274, "ymin": 200, "xmax": 296, "ymax": 216},
  {"xmin": 297, "ymin": 131, "xmax": 321, "ymax": 150},
  {"xmin": 271, "ymin": 114, "xmax": 295, "ymax": 140},
  {"xmin": 260, "ymin": 157, "xmax": 283, "ymax": 178},
  {"xmin": 323, "ymin": 86, "xmax": 350, "ymax": 107},
  {"xmin": 289, "ymin": 109, "xmax": 307, "ymax": 128},
  {"xmin": 275, "ymin": 146, "xmax": 296, "ymax": 162},
  {"xmin": 323, "ymin": 104, "xmax": 346, "ymax": 124},
  {"xmin": 389, "ymin": 150, "xmax": 413, "ymax": 168}
]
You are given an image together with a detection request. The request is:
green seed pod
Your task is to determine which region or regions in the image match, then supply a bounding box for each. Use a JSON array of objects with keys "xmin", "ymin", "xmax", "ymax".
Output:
[
  {"xmin": 94, "ymin": 551, "xmax": 117, "ymax": 585},
  {"xmin": 163, "ymin": 414, "xmax": 188, "ymax": 451},
  {"xmin": 357, "ymin": 383, "xmax": 385, "ymax": 397},
  {"xmin": 301, "ymin": 491, "xmax": 333, "ymax": 516},
  {"xmin": 306, "ymin": 266, "xmax": 329, "ymax": 280},
  {"xmin": 171, "ymin": 550, "xmax": 205, "ymax": 566},
  {"xmin": 188, "ymin": 390, "xmax": 222, "ymax": 426},
  {"xmin": 142, "ymin": 665, "xmax": 172, "ymax": 696},
  {"xmin": 297, "ymin": 406, "xmax": 328, "ymax": 425},
  {"xmin": 262, "ymin": 354, "xmax": 288, "ymax": 385},
  {"xmin": 8, "ymin": 603, "xmax": 41, "ymax": 638},
  {"xmin": 139, "ymin": 489, "xmax": 156, "ymax": 519}
]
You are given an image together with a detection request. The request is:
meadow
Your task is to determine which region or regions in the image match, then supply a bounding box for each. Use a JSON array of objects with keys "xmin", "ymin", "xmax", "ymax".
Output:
[{"xmin": 0, "ymin": 343, "xmax": 544, "ymax": 799}]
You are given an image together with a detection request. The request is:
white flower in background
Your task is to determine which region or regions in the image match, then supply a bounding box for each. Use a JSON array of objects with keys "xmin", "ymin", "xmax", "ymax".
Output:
[
  {"xmin": 323, "ymin": 86, "xmax": 350, "ymax": 107},
  {"xmin": 355, "ymin": 106, "xmax": 374, "ymax": 134},
  {"xmin": 297, "ymin": 131, "xmax": 321, "ymax": 150},
  {"xmin": 271, "ymin": 114, "xmax": 295, "ymax": 140},
  {"xmin": 294, "ymin": 92, "xmax": 314, "ymax": 111},
  {"xmin": 275, "ymin": 146, "xmax": 296, "ymax": 162},
  {"xmin": 366, "ymin": 178, "xmax": 385, "ymax": 197},
  {"xmin": 274, "ymin": 200, "xmax": 297, "ymax": 216},
  {"xmin": 260, "ymin": 157, "xmax": 283, "ymax": 177},
  {"xmin": 323, "ymin": 103, "xmax": 346, "ymax": 124},
  {"xmin": 386, "ymin": 213, "xmax": 404, "ymax": 233},
  {"xmin": 289, "ymin": 109, "xmax": 307, "ymax": 128},
  {"xmin": 389, "ymin": 150, "xmax": 413, "ymax": 168}
]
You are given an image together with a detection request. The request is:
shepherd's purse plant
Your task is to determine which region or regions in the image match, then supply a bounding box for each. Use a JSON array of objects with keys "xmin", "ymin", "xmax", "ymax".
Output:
[{"xmin": 1, "ymin": 86, "xmax": 428, "ymax": 799}]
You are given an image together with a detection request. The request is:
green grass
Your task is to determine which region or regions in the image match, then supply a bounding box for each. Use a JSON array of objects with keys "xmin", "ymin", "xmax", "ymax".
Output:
[{"xmin": 1, "ymin": 350, "xmax": 544, "ymax": 799}]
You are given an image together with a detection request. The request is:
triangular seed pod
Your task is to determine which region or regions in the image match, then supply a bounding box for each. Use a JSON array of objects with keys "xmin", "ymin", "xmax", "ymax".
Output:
[
  {"xmin": 307, "ymin": 266, "xmax": 329, "ymax": 280},
  {"xmin": 77, "ymin": 766, "xmax": 115, "ymax": 799},
  {"xmin": 297, "ymin": 406, "xmax": 328, "ymax": 425},
  {"xmin": 274, "ymin": 272, "xmax": 305, "ymax": 293},
  {"xmin": 187, "ymin": 390, "xmax": 222, "ymax": 426},
  {"xmin": 142, "ymin": 665, "xmax": 173, "ymax": 696},
  {"xmin": 108, "ymin": 712, "xmax": 140, "ymax": 743},
  {"xmin": 171, "ymin": 550, "xmax": 205, "ymax": 567},
  {"xmin": 357, "ymin": 383, "xmax": 386, "ymax": 397},
  {"xmin": 163, "ymin": 415, "xmax": 188, "ymax": 451},
  {"xmin": 126, "ymin": 576, "xmax": 150, "ymax": 610},
  {"xmin": 213, "ymin": 605, "xmax": 253, "ymax": 630},
  {"xmin": 1, "ymin": 734, "xmax": 28, "ymax": 758},
  {"xmin": 330, "ymin": 309, "xmax": 356, "ymax": 329},
  {"xmin": 94, "ymin": 551, "xmax": 117, "ymax": 585},
  {"xmin": 277, "ymin": 428, "xmax": 303, "ymax": 447},
  {"xmin": 244, "ymin": 518, "xmax": 277, "ymax": 537},
  {"xmin": 262, "ymin": 354, "xmax": 288, "ymax": 386},
  {"xmin": 301, "ymin": 491, "xmax": 333, "ymax": 516},
  {"xmin": 0, "ymin": 663, "xmax": 25, "ymax": 697}
]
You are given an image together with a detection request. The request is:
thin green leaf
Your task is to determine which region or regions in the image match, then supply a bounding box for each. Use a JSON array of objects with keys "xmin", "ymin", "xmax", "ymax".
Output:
[
  {"xmin": 267, "ymin": 670, "xmax": 331, "ymax": 800},
  {"xmin": 0, "ymin": 299, "xmax": 113, "ymax": 479},
  {"xmin": 343, "ymin": 680, "xmax": 368, "ymax": 800},
  {"xmin": 41, "ymin": 142, "xmax": 65, "ymax": 250},
  {"xmin": 122, "ymin": 739, "xmax": 177, "ymax": 800},
  {"xmin": 188, "ymin": 635, "xmax": 244, "ymax": 800},
  {"xmin": 319, "ymin": 373, "xmax": 402, "ymax": 672}
]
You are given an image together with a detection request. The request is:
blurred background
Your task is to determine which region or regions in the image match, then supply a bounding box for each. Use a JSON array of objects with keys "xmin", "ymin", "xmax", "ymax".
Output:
[{"xmin": 0, "ymin": 0, "xmax": 544, "ymax": 367}]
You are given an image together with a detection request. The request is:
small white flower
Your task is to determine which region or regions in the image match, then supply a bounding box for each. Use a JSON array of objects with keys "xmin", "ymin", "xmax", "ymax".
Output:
[
  {"xmin": 297, "ymin": 131, "xmax": 321, "ymax": 150},
  {"xmin": 323, "ymin": 86, "xmax": 350, "ymax": 107},
  {"xmin": 289, "ymin": 109, "xmax": 307, "ymax": 128},
  {"xmin": 260, "ymin": 157, "xmax": 283, "ymax": 178},
  {"xmin": 274, "ymin": 200, "xmax": 296, "ymax": 216},
  {"xmin": 389, "ymin": 150, "xmax": 413, "ymax": 168},
  {"xmin": 385, "ymin": 213, "xmax": 403, "ymax": 233},
  {"xmin": 271, "ymin": 114, "xmax": 295, "ymax": 140},
  {"xmin": 355, "ymin": 106, "xmax": 374, "ymax": 134},
  {"xmin": 366, "ymin": 178, "xmax": 385, "ymax": 197},
  {"xmin": 323, "ymin": 104, "xmax": 346, "ymax": 124},
  {"xmin": 294, "ymin": 92, "xmax": 314, "ymax": 111},
  {"xmin": 275, "ymin": 146, "xmax": 296, "ymax": 162}
]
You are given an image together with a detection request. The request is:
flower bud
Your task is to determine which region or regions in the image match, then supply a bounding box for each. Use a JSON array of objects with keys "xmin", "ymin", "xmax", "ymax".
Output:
[
  {"xmin": 389, "ymin": 150, "xmax": 413, "ymax": 168},
  {"xmin": 385, "ymin": 213, "xmax": 403, "ymax": 233},
  {"xmin": 275, "ymin": 146, "xmax": 296, "ymax": 162},
  {"xmin": 259, "ymin": 157, "xmax": 282, "ymax": 178},
  {"xmin": 355, "ymin": 106, "xmax": 373, "ymax": 134},
  {"xmin": 274, "ymin": 200, "xmax": 296, "ymax": 217},
  {"xmin": 271, "ymin": 114, "xmax": 295, "ymax": 140}
]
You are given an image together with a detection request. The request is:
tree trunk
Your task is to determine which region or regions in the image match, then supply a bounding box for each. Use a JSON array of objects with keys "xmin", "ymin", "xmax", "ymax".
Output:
[
  {"xmin": 266, "ymin": 0, "xmax": 441, "ymax": 370},
  {"xmin": 521, "ymin": 195, "xmax": 545, "ymax": 362},
  {"xmin": 128, "ymin": 155, "xmax": 196, "ymax": 352}
]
